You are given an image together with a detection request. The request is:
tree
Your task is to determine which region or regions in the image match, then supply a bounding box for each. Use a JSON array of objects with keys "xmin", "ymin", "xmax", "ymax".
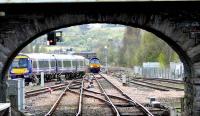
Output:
[
  {"xmin": 158, "ymin": 52, "xmax": 168, "ymax": 68},
  {"xmin": 119, "ymin": 26, "xmax": 141, "ymax": 67}
]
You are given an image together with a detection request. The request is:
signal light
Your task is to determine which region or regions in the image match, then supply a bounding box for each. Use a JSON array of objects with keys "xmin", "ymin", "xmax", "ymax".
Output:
[
  {"xmin": 47, "ymin": 32, "xmax": 56, "ymax": 45},
  {"xmin": 47, "ymin": 31, "xmax": 63, "ymax": 45}
]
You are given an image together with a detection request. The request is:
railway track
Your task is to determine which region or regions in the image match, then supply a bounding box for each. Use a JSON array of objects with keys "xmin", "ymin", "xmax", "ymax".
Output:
[
  {"xmin": 25, "ymin": 74, "xmax": 169, "ymax": 115},
  {"xmin": 112, "ymin": 73, "xmax": 184, "ymax": 91},
  {"xmin": 43, "ymin": 76, "xmax": 111, "ymax": 116},
  {"xmin": 130, "ymin": 79, "xmax": 184, "ymax": 91},
  {"xmin": 25, "ymin": 82, "xmax": 68, "ymax": 98},
  {"xmin": 92, "ymin": 73, "xmax": 154, "ymax": 116},
  {"xmin": 26, "ymin": 76, "xmax": 115, "ymax": 115},
  {"xmin": 134, "ymin": 77, "xmax": 183, "ymax": 84},
  {"xmin": 45, "ymin": 78, "xmax": 84, "ymax": 116}
]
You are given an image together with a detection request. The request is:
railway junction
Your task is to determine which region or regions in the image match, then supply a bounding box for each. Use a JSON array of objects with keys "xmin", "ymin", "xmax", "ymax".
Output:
[
  {"xmin": 0, "ymin": 1, "xmax": 200, "ymax": 116},
  {"xmin": 22, "ymin": 73, "xmax": 183, "ymax": 116}
]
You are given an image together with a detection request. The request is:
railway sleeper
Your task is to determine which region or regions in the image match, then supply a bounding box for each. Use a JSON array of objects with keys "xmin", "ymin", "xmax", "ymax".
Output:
[
  {"xmin": 69, "ymin": 86, "xmax": 81, "ymax": 89},
  {"xmin": 120, "ymin": 112, "xmax": 144, "ymax": 116},
  {"xmin": 130, "ymin": 81, "xmax": 169, "ymax": 91},
  {"xmin": 132, "ymin": 79, "xmax": 183, "ymax": 91},
  {"xmin": 114, "ymin": 103, "xmax": 134, "ymax": 107},
  {"xmin": 117, "ymin": 107, "xmax": 144, "ymax": 116}
]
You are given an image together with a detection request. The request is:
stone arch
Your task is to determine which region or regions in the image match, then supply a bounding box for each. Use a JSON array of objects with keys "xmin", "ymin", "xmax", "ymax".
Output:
[
  {"xmin": 0, "ymin": 11, "xmax": 196, "ymax": 115},
  {"xmin": 1, "ymin": 15, "xmax": 193, "ymax": 79}
]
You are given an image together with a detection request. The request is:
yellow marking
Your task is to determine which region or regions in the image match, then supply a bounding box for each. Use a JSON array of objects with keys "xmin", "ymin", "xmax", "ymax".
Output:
[
  {"xmin": 15, "ymin": 55, "xmax": 29, "ymax": 59},
  {"xmin": 12, "ymin": 68, "xmax": 28, "ymax": 74},
  {"xmin": 90, "ymin": 64, "xmax": 100, "ymax": 68}
]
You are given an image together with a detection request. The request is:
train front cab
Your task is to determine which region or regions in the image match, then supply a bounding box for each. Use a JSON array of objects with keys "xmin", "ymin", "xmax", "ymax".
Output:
[
  {"xmin": 89, "ymin": 58, "xmax": 101, "ymax": 73},
  {"xmin": 9, "ymin": 55, "xmax": 32, "ymax": 82}
]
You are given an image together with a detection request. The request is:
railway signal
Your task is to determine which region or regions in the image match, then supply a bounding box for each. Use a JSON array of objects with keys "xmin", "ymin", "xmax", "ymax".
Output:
[{"xmin": 47, "ymin": 31, "xmax": 63, "ymax": 45}]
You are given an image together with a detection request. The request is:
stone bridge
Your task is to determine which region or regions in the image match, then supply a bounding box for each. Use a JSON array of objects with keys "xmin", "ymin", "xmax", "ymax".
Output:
[{"xmin": 0, "ymin": 2, "xmax": 200, "ymax": 115}]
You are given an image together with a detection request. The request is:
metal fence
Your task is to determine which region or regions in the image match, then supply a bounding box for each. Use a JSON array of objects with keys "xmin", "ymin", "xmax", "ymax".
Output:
[
  {"xmin": 141, "ymin": 67, "xmax": 184, "ymax": 80},
  {"xmin": 135, "ymin": 62, "xmax": 184, "ymax": 80},
  {"xmin": 109, "ymin": 62, "xmax": 184, "ymax": 80}
]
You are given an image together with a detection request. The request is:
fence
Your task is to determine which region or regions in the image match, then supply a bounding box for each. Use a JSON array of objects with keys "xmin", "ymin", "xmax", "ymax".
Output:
[
  {"xmin": 141, "ymin": 67, "xmax": 184, "ymax": 80},
  {"xmin": 136, "ymin": 62, "xmax": 184, "ymax": 80},
  {"xmin": 108, "ymin": 62, "xmax": 184, "ymax": 80}
]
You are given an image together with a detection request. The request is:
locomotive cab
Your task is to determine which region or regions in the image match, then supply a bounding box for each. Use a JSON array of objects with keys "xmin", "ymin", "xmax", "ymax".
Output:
[
  {"xmin": 89, "ymin": 57, "xmax": 101, "ymax": 73},
  {"xmin": 9, "ymin": 55, "xmax": 32, "ymax": 82}
]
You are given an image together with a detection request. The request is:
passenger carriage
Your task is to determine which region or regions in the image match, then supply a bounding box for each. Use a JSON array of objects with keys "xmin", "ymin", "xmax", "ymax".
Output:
[{"xmin": 9, "ymin": 53, "xmax": 88, "ymax": 83}]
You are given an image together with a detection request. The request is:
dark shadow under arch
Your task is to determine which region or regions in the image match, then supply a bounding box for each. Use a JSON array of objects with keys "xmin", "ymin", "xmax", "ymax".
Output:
[{"xmin": 2, "ymin": 22, "xmax": 192, "ymax": 80}]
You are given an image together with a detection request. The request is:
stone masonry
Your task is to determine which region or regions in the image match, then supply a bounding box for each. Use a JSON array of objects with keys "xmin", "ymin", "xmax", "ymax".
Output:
[{"xmin": 0, "ymin": 2, "xmax": 200, "ymax": 115}]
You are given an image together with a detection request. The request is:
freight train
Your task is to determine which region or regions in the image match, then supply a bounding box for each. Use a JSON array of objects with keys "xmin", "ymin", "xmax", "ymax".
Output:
[{"xmin": 9, "ymin": 53, "xmax": 88, "ymax": 83}]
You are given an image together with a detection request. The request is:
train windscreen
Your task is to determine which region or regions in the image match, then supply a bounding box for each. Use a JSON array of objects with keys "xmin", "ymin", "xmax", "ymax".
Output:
[
  {"xmin": 12, "ymin": 58, "xmax": 28, "ymax": 68},
  {"xmin": 90, "ymin": 59, "xmax": 100, "ymax": 64}
]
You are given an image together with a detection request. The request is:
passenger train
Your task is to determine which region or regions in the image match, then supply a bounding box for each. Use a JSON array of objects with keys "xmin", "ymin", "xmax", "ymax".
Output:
[
  {"xmin": 9, "ymin": 53, "xmax": 88, "ymax": 83},
  {"xmin": 89, "ymin": 57, "xmax": 101, "ymax": 73}
]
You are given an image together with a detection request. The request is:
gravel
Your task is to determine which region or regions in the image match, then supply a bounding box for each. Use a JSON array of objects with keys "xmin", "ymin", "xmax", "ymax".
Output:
[
  {"xmin": 24, "ymin": 74, "xmax": 180, "ymax": 115},
  {"xmin": 102, "ymin": 74, "xmax": 184, "ymax": 104},
  {"xmin": 25, "ymin": 90, "xmax": 64, "ymax": 115}
]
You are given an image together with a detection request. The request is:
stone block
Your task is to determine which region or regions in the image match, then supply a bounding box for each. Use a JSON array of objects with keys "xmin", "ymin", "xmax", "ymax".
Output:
[
  {"xmin": 186, "ymin": 77, "xmax": 200, "ymax": 85},
  {"xmin": 187, "ymin": 45, "xmax": 200, "ymax": 58}
]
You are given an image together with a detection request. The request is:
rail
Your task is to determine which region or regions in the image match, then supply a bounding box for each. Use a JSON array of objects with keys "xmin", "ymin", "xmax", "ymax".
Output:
[
  {"xmin": 25, "ymin": 83, "xmax": 68, "ymax": 98},
  {"xmin": 92, "ymin": 74, "xmax": 120, "ymax": 116},
  {"xmin": 99, "ymin": 73, "xmax": 154, "ymax": 116},
  {"xmin": 138, "ymin": 77, "xmax": 183, "ymax": 84},
  {"xmin": 131, "ymin": 78, "xmax": 184, "ymax": 91},
  {"xmin": 45, "ymin": 80, "xmax": 74, "ymax": 116},
  {"xmin": 76, "ymin": 77, "xmax": 84, "ymax": 116}
]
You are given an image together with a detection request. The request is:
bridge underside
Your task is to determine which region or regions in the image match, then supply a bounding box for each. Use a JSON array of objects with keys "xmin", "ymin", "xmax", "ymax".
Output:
[{"xmin": 0, "ymin": 2, "xmax": 200, "ymax": 115}]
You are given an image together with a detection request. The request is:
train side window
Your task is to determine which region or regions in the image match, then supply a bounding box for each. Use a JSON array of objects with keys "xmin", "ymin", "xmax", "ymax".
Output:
[
  {"xmin": 51, "ymin": 61, "xmax": 55, "ymax": 67},
  {"xmin": 57, "ymin": 61, "xmax": 62, "ymax": 67},
  {"xmin": 38, "ymin": 61, "xmax": 49, "ymax": 68},
  {"xmin": 82, "ymin": 61, "xmax": 85, "ymax": 66},
  {"xmin": 32, "ymin": 60, "xmax": 37, "ymax": 68},
  {"xmin": 78, "ymin": 60, "xmax": 81, "ymax": 67},
  {"xmin": 72, "ymin": 60, "xmax": 77, "ymax": 67},
  {"xmin": 80, "ymin": 61, "xmax": 83, "ymax": 67},
  {"xmin": 63, "ymin": 61, "xmax": 71, "ymax": 67}
]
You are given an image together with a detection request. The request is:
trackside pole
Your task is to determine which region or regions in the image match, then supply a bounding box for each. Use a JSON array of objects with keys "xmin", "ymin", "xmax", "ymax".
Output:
[
  {"xmin": 122, "ymin": 74, "xmax": 127, "ymax": 86},
  {"xmin": 41, "ymin": 72, "xmax": 44, "ymax": 87}
]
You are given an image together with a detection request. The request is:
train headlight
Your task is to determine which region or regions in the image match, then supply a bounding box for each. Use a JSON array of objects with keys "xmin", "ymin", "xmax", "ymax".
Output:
[
  {"xmin": 11, "ymin": 70, "xmax": 14, "ymax": 73},
  {"xmin": 24, "ymin": 75, "xmax": 29, "ymax": 78},
  {"xmin": 24, "ymin": 69, "xmax": 29, "ymax": 73}
]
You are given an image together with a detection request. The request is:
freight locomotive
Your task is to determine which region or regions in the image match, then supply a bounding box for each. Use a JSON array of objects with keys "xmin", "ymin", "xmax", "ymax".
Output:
[
  {"xmin": 89, "ymin": 57, "xmax": 101, "ymax": 73},
  {"xmin": 9, "ymin": 53, "xmax": 88, "ymax": 83}
]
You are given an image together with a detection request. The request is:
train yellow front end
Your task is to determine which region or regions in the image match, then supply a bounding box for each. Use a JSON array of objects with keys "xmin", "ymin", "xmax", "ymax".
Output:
[{"xmin": 9, "ymin": 54, "xmax": 32, "ymax": 82}]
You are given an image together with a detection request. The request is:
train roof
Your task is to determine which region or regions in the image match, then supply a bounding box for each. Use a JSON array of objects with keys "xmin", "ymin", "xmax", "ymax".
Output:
[
  {"xmin": 52, "ymin": 54, "xmax": 85, "ymax": 60},
  {"xmin": 18, "ymin": 53, "xmax": 85, "ymax": 60},
  {"xmin": 16, "ymin": 54, "xmax": 29, "ymax": 59},
  {"xmin": 22, "ymin": 53, "xmax": 55, "ymax": 60}
]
